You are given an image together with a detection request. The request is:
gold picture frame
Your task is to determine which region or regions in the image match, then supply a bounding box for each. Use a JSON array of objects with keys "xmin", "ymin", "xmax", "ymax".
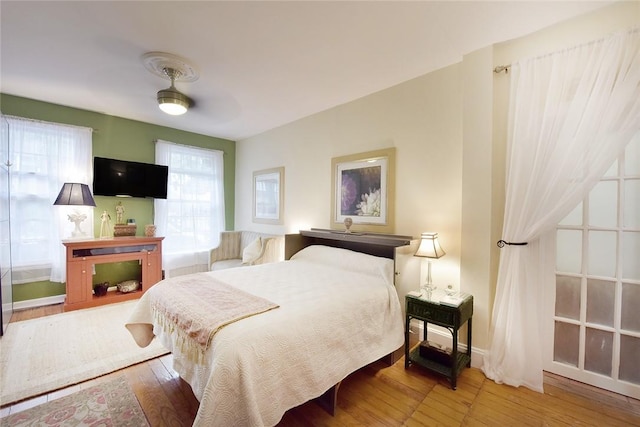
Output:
[
  {"xmin": 253, "ymin": 167, "xmax": 284, "ymax": 224},
  {"xmin": 330, "ymin": 147, "xmax": 395, "ymax": 233}
]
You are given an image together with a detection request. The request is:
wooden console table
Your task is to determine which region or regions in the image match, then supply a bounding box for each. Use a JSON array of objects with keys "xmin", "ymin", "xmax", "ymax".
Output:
[{"xmin": 62, "ymin": 236, "xmax": 164, "ymax": 311}]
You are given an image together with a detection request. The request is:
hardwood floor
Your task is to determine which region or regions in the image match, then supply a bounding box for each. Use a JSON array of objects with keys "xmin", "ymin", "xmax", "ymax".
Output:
[{"xmin": 3, "ymin": 304, "xmax": 640, "ymax": 426}]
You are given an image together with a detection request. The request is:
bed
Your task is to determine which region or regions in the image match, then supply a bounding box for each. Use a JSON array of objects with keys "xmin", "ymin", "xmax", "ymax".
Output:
[{"xmin": 126, "ymin": 229, "xmax": 411, "ymax": 426}]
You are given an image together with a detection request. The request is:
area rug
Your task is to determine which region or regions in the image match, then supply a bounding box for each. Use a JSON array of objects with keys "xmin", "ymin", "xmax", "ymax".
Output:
[
  {"xmin": 0, "ymin": 300, "xmax": 169, "ymax": 406},
  {"xmin": 1, "ymin": 374, "xmax": 149, "ymax": 426}
]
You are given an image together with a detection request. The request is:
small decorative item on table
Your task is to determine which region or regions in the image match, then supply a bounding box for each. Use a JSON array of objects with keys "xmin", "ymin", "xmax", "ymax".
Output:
[
  {"xmin": 144, "ymin": 224, "xmax": 157, "ymax": 237},
  {"xmin": 99, "ymin": 210, "xmax": 112, "ymax": 238},
  {"xmin": 115, "ymin": 201, "xmax": 125, "ymax": 225},
  {"xmin": 116, "ymin": 280, "xmax": 140, "ymax": 293},
  {"xmin": 93, "ymin": 282, "xmax": 109, "ymax": 297},
  {"xmin": 114, "ymin": 218, "xmax": 136, "ymax": 236},
  {"xmin": 113, "ymin": 224, "xmax": 136, "ymax": 236}
]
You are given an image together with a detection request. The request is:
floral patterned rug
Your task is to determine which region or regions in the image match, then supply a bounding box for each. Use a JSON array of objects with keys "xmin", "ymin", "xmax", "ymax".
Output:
[{"xmin": 2, "ymin": 375, "xmax": 149, "ymax": 426}]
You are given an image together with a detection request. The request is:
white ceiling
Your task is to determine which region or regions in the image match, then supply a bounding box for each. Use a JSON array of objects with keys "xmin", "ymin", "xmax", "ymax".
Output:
[{"xmin": 1, "ymin": 1, "xmax": 612, "ymax": 141}]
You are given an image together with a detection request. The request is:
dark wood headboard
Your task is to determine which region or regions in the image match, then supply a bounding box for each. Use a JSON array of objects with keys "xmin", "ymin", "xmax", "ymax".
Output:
[{"xmin": 284, "ymin": 228, "xmax": 413, "ymax": 260}]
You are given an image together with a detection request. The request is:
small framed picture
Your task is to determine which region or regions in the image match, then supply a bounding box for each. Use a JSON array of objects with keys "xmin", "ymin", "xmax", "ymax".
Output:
[{"xmin": 253, "ymin": 167, "xmax": 284, "ymax": 224}]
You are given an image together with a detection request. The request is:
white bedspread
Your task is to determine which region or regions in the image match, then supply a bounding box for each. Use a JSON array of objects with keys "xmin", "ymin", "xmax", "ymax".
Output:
[{"xmin": 126, "ymin": 246, "xmax": 404, "ymax": 426}]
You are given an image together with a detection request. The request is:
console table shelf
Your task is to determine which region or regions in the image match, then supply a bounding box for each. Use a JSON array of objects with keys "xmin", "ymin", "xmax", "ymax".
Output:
[{"xmin": 63, "ymin": 236, "xmax": 164, "ymax": 311}]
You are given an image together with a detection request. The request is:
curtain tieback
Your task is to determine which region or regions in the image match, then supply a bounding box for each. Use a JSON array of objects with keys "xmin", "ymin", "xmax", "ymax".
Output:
[{"xmin": 497, "ymin": 240, "xmax": 528, "ymax": 248}]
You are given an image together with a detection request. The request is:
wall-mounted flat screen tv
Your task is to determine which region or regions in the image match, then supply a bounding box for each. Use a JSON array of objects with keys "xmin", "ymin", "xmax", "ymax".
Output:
[{"xmin": 93, "ymin": 157, "xmax": 168, "ymax": 199}]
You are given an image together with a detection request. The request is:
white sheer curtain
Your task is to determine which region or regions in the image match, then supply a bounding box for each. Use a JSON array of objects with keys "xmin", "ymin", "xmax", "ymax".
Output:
[
  {"xmin": 154, "ymin": 140, "xmax": 225, "ymax": 276},
  {"xmin": 482, "ymin": 28, "xmax": 640, "ymax": 392},
  {"xmin": 5, "ymin": 116, "xmax": 93, "ymax": 283}
]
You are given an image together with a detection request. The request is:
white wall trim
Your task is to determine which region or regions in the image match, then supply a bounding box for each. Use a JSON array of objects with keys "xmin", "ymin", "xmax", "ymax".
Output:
[{"xmin": 13, "ymin": 295, "xmax": 65, "ymax": 311}]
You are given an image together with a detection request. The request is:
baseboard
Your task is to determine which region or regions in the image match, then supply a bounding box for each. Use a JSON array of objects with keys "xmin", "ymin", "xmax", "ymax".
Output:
[{"xmin": 12, "ymin": 295, "xmax": 65, "ymax": 311}]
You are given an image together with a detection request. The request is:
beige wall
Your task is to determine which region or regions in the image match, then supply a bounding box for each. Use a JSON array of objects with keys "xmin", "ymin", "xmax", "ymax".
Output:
[
  {"xmin": 461, "ymin": 45, "xmax": 495, "ymax": 351},
  {"xmin": 236, "ymin": 1, "xmax": 639, "ymax": 354},
  {"xmin": 236, "ymin": 64, "xmax": 464, "ymax": 295}
]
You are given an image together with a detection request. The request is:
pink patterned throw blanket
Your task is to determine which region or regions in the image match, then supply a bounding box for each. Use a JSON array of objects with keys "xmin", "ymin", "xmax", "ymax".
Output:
[{"xmin": 150, "ymin": 273, "xmax": 279, "ymax": 363}]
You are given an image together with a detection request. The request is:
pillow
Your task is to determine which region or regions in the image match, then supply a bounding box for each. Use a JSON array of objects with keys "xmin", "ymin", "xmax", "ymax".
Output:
[
  {"xmin": 290, "ymin": 245, "xmax": 394, "ymax": 286},
  {"xmin": 242, "ymin": 237, "xmax": 262, "ymax": 265}
]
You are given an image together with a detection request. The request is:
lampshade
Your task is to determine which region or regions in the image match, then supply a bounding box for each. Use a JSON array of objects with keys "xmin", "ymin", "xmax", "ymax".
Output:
[
  {"xmin": 414, "ymin": 232, "xmax": 445, "ymax": 259},
  {"xmin": 53, "ymin": 183, "xmax": 96, "ymax": 207}
]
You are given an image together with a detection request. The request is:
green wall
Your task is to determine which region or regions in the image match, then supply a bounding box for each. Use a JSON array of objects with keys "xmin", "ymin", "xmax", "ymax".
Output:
[{"xmin": 1, "ymin": 93, "xmax": 236, "ymax": 302}]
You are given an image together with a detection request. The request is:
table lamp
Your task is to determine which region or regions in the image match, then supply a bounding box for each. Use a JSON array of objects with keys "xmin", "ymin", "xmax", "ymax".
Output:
[
  {"xmin": 414, "ymin": 232, "xmax": 445, "ymax": 299},
  {"xmin": 53, "ymin": 183, "xmax": 96, "ymax": 238}
]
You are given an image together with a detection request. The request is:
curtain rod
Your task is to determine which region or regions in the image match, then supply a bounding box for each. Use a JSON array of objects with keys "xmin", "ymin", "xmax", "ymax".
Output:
[
  {"xmin": 154, "ymin": 139, "xmax": 225, "ymax": 155},
  {"xmin": 1, "ymin": 114, "xmax": 96, "ymax": 132},
  {"xmin": 492, "ymin": 26, "xmax": 639, "ymax": 76},
  {"xmin": 493, "ymin": 64, "xmax": 511, "ymax": 74}
]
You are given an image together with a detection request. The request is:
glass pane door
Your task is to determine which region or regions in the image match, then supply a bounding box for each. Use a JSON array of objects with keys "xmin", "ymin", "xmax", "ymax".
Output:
[{"xmin": 549, "ymin": 135, "xmax": 640, "ymax": 399}]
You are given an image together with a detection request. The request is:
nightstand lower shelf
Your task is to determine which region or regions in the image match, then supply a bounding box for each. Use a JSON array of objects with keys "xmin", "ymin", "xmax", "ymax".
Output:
[{"xmin": 407, "ymin": 345, "xmax": 471, "ymax": 387}]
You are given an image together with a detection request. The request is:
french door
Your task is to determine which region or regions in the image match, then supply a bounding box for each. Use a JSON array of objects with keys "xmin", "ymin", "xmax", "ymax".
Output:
[{"xmin": 547, "ymin": 134, "xmax": 640, "ymax": 398}]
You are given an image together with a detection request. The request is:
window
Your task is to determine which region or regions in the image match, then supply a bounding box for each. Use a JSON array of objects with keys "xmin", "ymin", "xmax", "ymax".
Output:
[
  {"xmin": 4, "ymin": 116, "xmax": 92, "ymax": 283},
  {"xmin": 154, "ymin": 140, "xmax": 225, "ymax": 274}
]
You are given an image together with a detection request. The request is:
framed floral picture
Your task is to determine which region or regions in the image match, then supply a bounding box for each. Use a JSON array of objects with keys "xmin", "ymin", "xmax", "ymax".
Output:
[
  {"xmin": 330, "ymin": 147, "xmax": 395, "ymax": 233},
  {"xmin": 253, "ymin": 167, "xmax": 284, "ymax": 224}
]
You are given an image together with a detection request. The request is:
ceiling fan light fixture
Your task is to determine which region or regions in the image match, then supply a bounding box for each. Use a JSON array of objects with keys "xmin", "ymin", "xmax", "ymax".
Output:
[
  {"xmin": 142, "ymin": 53, "xmax": 199, "ymax": 116},
  {"xmin": 156, "ymin": 66, "xmax": 192, "ymax": 115},
  {"xmin": 157, "ymin": 85, "xmax": 191, "ymax": 115}
]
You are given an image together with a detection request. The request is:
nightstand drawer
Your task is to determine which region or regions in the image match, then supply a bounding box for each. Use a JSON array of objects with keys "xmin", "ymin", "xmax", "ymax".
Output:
[{"xmin": 407, "ymin": 299, "xmax": 454, "ymax": 325}]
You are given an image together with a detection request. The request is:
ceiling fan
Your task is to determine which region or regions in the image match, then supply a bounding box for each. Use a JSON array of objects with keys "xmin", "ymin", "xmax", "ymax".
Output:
[{"xmin": 142, "ymin": 52, "xmax": 199, "ymax": 115}]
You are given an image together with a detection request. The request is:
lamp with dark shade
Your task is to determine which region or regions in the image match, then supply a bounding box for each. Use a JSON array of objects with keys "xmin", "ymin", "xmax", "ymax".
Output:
[
  {"xmin": 414, "ymin": 232, "xmax": 445, "ymax": 299},
  {"xmin": 53, "ymin": 183, "xmax": 96, "ymax": 238},
  {"xmin": 54, "ymin": 183, "xmax": 96, "ymax": 206}
]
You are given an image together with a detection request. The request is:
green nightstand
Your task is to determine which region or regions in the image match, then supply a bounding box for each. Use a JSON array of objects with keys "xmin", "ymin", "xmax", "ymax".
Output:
[{"xmin": 404, "ymin": 292, "xmax": 473, "ymax": 389}]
